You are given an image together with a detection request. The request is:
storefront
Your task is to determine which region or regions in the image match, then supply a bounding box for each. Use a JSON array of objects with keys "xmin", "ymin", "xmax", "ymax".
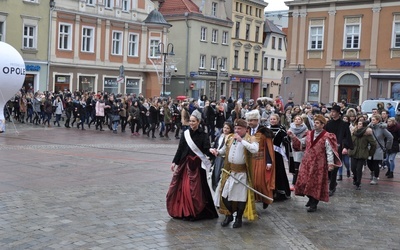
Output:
[
  {"xmin": 50, "ymin": 66, "xmax": 145, "ymax": 95},
  {"xmin": 230, "ymin": 76, "xmax": 261, "ymax": 101},
  {"xmin": 24, "ymin": 62, "xmax": 48, "ymax": 93}
]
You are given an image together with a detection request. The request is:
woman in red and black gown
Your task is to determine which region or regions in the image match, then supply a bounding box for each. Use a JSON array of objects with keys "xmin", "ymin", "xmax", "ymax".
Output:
[{"xmin": 166, "ymin": 110, "xmax": 218, "ymax": 221}]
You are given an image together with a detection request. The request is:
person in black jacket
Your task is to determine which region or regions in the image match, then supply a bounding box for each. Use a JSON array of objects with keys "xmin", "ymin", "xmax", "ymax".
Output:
[
  {"xmin": 64, "ymin": 96, "xmax": 74, "ymax": 128},
  {"xmin": 147, "ymin": 99, "xmax": 159, "ymax": 138},
  {"xmin": 204, "ymin": 100, "xmax": 217, "ymax": 142},
  {"xmin": 324, "ymin": 105, "xmax": 354, "ymax": 196}
]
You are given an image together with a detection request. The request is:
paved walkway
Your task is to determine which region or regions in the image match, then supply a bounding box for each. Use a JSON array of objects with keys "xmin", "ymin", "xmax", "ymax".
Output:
[{"xmin": 0, "ymin": 123, "xmax": 399, "ymax": 249}]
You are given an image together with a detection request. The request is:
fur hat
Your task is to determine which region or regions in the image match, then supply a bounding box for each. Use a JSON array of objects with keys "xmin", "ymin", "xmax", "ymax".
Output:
[
  {"xmin": 191, "ymin": 109, "xmax": 202, "ymax": 122},
  {"xmin": 245, "ymin": 109, "xmax": 260, "ymax": 121},
  {"xmin": 331, "ymin": 105, "xmax": 341, "ymax": 113},
  {"xmin": 314, "ymin": 114, "xmax": 327, "ymax": 125},
  {"xmin": 234, "ymin": 119, "xmax": 248, "ymax": 128}
]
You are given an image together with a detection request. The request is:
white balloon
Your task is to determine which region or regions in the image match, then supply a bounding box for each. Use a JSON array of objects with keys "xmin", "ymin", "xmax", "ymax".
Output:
[{"xmin": 0, "ymin": 42, "xmax": 26, "ymax": 133}]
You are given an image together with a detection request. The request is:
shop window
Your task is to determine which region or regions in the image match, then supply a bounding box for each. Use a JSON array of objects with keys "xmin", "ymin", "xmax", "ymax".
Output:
[
  {"xmin": 104, "ymin": 77, "xmax": 118, "ymax": 94},
  {"xmin": 126, "ymin": 79, "xmax": 140, "ymax": 95}
]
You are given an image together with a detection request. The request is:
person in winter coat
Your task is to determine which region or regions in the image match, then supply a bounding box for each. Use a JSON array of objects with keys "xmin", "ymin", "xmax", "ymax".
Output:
[
  {"xmin": 204, "ymin": 100, "xmax": 217, "ymax": 142},
  {"xmin": 368, "ymin": 114, "xmax": 394, "ymax": 184},
  {"xmin": 95, "ymin": 95, "xmax": 107, "ymax": 131},
  {"xmin": 385, "ymin": 117, "xmax": 400, "ymax": 178},
  {"xmin": 32, "ymin": 93, "xmax": 42, "ymax": 125},
  {"xmin": 53, "ymin": 95, "xmax": 64, "ymax": 127},
  {"xmin": 43, "ymin": 95, "xmax": 53, "ymax": 127},
  {"xmin": 348, "ymin": 121, "xmax": 377, "ymax": 189},
  {"xmin": 129, "ymin": 100, "xmax": 141, "ymax": 136}
]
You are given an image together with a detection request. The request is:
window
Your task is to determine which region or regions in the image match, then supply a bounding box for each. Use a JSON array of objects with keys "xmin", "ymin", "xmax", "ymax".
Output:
[
  {"xmin": 59, "ymin": 23, "xmax": 72, "ymax": 50},
  {"xmin": 104, "ymin": 77, "xmax": 119, "ymax": 94},
  {"xmin": 244, "ymin": 52, "xmax": 249, "ymax": 70},
  {"xmin": 212, "ymin": 29, "xmax": 218, "ymax": 43},
  {"xmin": 200, "ymin": 54, "xmax": 206, "ymax": 68},
  {"xmin": 309, "ymin": 26, "xmax": 323, "ymax": 50},
  {"xmin": 234, "ymin": 50, "xmax": 239, "ymax": 68},
  {"xmin": 112, "ymin": 31, "xmax": 123, "ymax": 55},
  {"xmin": 126, "ymin": 79, "xmax": 140, "ymax": 95},
  {"xmin": 392, "ymin": 22, "xmax": 400, "ymax": 48},
  {"xmin": 86, "ymin": 0, "xmax": 95, "ymax": 5},
  {"xmin": 211, "ymin": 2, "xmax": 217, "ymax": 17},
  {"xmin": 222, "ymin": 31, "xmax": 228, "ymax": 44},
  {"xmin": 105, "ymin": 0, "xmax": 113, "ymax": 9},
  {"xmin": 235, "ymin": 22, "xmax": 240, "ymax": 39},
  {"xmin": 255, "ymin": 26, "xmax": 259, "ymax": 43},
  {"xmin": 272, "ymin": 36, "xmax": 276, "ymax": 49},
  {"xmin": 246, "ymin": 5, "xmax": 249, "ymax": 14},
  {"xmin": 201, "ymin": 27, "xmax": 207, "ymax": 41},
  {"xmin": 0, "ymin": 21, "xmax": 4, "ymax": 42},
  {"xmin": 263, "ymin": 57, "xmax": 268, "ymax": 70},
  {"xmin": 245, "ymin": 24, "xmax": 250, "ymax": 40},
  {"xmin": 122, "ymin": 0, "xmax": 130, "ymax": 11},
  {"xmin": 23, "ymin": 25, "xmax": 36, "ymax": 49},
  {"xmin": 249, "ymin": 6, "xmax": 252, "ymax": 16},
  {"xmin": 221, "ymin": 57, "xmax": 227, "ymax": 71},
  {"xmin": 149, "ymin": 39, "xmax": 159, "ymax": 58},
  {"xmin": 254, "ymin": 53, "xmax": 258, "ymax": 71},
  {"xmin": 278, "ymin": 37, "xmax": 283, "ymax": 50},
  {"xmin": 128, "ymin": 33, "xmax": 138, "ymax": 56},
  {"xmin": 270, "ymin": 58, "xmax": 275, "ymax": 70},
  {"xmin": 239, "ymin": 3, "xmax": 242, "ymax": 13},
  {"xmin": 211, "ymin": 56, "xmax": 217, "ymax": 70},
  {"xmin": 277, "ymin": 59, "xmax": 281, "ymax": 71},
  {"xmin": 235, "ymin": 2, "xmax": 239, "ymax": 12},
  {"xmin": 344, "ymin": 21, "xmax": 360, "ymax": 49},
  {"xmin": 308, "ymin": 80, "xmax": 320, "ymax": 102},
  {"xmin": 82, "ymin": 27, "xmax": 94, "ymax": 52}
]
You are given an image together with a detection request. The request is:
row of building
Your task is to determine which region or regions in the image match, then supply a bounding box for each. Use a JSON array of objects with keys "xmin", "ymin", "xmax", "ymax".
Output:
[
  {"xmin": 0, "ymin": 0, "xmax": 287, "ymax": 101},
  {"xmin": 2, "ymin": 0, "xmax": 399, "ymax": 104}
]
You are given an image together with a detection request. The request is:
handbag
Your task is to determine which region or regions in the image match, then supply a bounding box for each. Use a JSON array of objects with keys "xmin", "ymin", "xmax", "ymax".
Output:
[
  {"xmin": 372, "ymin": 130, "xmax": 387, "ymax": 157},
  {"xmin": 111, "ymin": 114, "xmax": 120, "ymax": 122}
]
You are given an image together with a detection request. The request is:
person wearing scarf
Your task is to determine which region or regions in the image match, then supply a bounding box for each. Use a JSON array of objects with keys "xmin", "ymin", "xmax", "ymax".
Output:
[
  {"xmin": 385, "ymin": 117, "xmax": 399, "ymax": 178},
  {"xmin": 288, "ymin": 115, "xmax": 308, "ymax": 187},
  {"xmin": 348, "ymin": 121, "xmax": 376, "ymax": 189}
]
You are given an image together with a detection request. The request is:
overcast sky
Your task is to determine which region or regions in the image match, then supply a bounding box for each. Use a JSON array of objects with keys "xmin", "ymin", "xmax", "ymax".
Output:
[{"xmin": 265, "ymin": 0, "xmax": 291, "ymax": 11}]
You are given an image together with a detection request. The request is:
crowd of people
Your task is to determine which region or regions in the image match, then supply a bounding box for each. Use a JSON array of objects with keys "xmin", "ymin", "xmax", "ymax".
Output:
[
  {"xmin": 165, "ymin": 95, "xmax": 399, "ymax": 227},
  {"xmin": 4, "ymin": 90, "xmax": 400, "ymax": 225}
]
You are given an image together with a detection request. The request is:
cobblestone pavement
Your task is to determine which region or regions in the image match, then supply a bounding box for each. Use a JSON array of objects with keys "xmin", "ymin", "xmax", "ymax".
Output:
[{"xmin": 0, "ymin": 123, "xmax": 400, "ymax": 249}]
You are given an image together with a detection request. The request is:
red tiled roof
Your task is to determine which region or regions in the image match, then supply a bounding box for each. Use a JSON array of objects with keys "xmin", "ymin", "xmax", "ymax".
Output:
[{"xmin": 159, "ymin": 0, "xmax": 200, "ymax": 15}]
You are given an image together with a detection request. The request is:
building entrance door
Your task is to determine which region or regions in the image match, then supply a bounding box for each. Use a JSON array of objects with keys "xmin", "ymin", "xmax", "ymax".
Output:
[{"xmin": 338, "ymin": 86, "xmax": 360, "ymax": 104}]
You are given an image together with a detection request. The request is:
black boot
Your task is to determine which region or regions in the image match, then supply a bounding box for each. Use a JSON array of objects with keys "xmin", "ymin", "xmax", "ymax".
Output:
[
  {"xmin": 306, "ymin": 196, "xmax": 318, "ymax": 212},
  {"xmin": 386, "ymin": 169, "xmax": 391, "ymax": 177},
  {"xmin": 233, "ymin": 202, "xmax": 246, "ymax": 228},
  {"xmin": 388, "ymin": 172, "xmax": 394, "ymax": 178},
  {"xmin": 220, "ymin": 215, "xmax": 233, "ymax": 227}
]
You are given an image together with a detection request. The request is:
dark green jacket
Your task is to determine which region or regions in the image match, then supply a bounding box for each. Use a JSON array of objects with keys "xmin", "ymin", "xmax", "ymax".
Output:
[{"xmin": 348, "ymin": 127, "xmax": 377, "ymax": 160}]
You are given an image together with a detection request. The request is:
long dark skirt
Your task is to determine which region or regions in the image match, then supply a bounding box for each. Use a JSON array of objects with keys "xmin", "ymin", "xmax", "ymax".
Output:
[
  {"xmin": 166, "ymin": 155, "xmax": 218, "ymax": 220},
  {"xmin": 274, "ymin": 152, "xmax": 291, "ymax": 201}
]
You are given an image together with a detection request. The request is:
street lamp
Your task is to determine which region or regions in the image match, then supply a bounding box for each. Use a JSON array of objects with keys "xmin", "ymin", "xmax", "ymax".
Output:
[
  {"xmin": 156, "ymin": 42, "xmax": 175, "ymax": 97},
  {"xmin": 215, "ymin": 57, "xmax": 224, "ymax": 100}
]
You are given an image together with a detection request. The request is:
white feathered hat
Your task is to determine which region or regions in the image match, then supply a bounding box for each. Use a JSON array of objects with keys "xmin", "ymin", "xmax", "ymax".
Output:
[{"xmin": 245, "ymin": 109, "xmax": 260, "ymax": 121}]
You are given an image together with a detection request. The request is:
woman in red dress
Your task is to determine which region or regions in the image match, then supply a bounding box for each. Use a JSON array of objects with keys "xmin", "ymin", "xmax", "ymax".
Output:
[{"xmin": 166, "ymin": 110, "xmax": 218, "ymax": 220}]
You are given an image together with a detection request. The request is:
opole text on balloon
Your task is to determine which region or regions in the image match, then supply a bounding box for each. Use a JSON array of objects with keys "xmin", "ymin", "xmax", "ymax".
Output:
[{"xmin": 2, "ymin": 67, "xmax": 26, "ymax": 75}]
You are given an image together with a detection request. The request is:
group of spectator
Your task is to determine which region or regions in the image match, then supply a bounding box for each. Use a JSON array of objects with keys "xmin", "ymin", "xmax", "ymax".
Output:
[{"xmin": 4, "ymin": 90, "xmax": 400, "ymax": 186}]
